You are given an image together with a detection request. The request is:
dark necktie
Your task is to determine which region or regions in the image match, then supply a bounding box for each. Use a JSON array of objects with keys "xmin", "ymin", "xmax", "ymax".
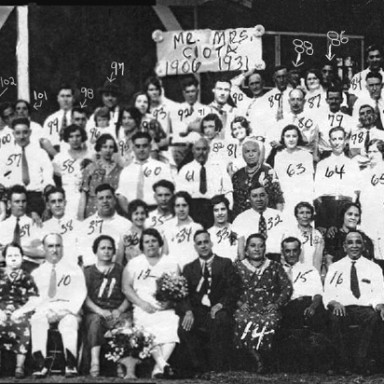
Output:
[
  {"xmin": 48, "ymin": 264, "xmax": 57, "ymax": 298},
  {"xmin": 350, "ymin": 261, "xmax": 360, "ymax": 299},
  {"xmin": 364, "ymin": 129, "xmax": 371, "ymax": 153},
  {"xmin": 375, "ymin": 100, "xmax": 383, "ymax": 131},
  {"xmin": 201, "ymin": 261, "xmax": 211, "ymax": 295},
  {"xmin": 59, "ymin": 111, "xmax": 68, "ymax": 140},
  {"xmin": 13, "ymin": 217, "xmax": 21, "ymax": 246},
  {"xmin": 21, "ymin": 147, "xmax": 30, "ymax": 186},
  {"xmin": 199, "ymin": 165, "xmax": 207, "ymax": 194},
  {"xmin": 259, "ymin": 213, "xmax": 267, "ymax": 239}
]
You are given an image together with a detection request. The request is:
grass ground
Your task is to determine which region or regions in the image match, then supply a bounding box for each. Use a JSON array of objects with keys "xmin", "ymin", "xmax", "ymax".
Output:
[{"xmin": 2, "ymin": 372, "xmax": 384, "ymax": 383}]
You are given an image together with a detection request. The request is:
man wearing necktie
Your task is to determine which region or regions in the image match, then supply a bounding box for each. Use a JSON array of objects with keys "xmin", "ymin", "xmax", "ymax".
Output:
[
  {"xmin": 176, "ymin": 137, "xmax": 233, "ymax": 229},
  {"xmin": 323, "ymin": 230, "xmax": 384, "ymax": 375},
  {"xmin": 19, "ymin": 234, "xmax": 87, "ymax": 377},
  {"xmin": 178, "ymin": 230, "xmax": 240, "ymax": 376}
]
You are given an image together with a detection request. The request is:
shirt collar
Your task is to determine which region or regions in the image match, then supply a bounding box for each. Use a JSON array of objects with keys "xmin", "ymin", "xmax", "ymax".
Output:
[{"xmin": 199, "ymin": 254, "xmax": 215, "ymax": 268}]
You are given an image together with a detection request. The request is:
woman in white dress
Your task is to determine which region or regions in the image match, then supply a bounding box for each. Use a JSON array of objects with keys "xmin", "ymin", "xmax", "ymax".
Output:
[
  {"xmin": 303, "ymin": 68, "xmax": 327, "ymax": 113},
  {"xmin": 122, "ymin": 228, "xmax": 179, "ymax": 379},
  {"xmin": 359, "ymin": 139, "xmax": 384, "ymax": 259},
  {"xmin": 52, "ymin": 125, "xmax": 92, "ymax": 219},
  {"xmin": 207, "ymin": 195, "xmax": 238, "ymax": 262},
  {"xmin": 162, "ymin": 191, "xmax": 203, "ymax": 270},
  {"xmin": 274, "ymin": 125, "xmax": 315, "ymax": 223}
]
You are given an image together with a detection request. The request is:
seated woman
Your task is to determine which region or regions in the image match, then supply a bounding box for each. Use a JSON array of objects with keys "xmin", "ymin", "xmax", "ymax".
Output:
[
  {"xmin": 0, "ymin": 243, "xmax": 38, "ymax": 378},
  {"xmin": 324, "ymin": 202, "xmax": 374, "ymax": 265},
  {"xmin": 234, "ymin": 234, "xmax": 292, "ymax": 373},
  {"xmin": 78, "ymin": 134, "xmax": 123, "ymax": 220},
  {"xmin": 123, "ymin": 228, "xmax": 180, "ymax": 379},
  {"xmin": 281, "ymin": 202, "xmax": 324, "ymax": 273},
  {"xmin": 83, "ymin": 235, "xmax": 130, "ymax": 378}
]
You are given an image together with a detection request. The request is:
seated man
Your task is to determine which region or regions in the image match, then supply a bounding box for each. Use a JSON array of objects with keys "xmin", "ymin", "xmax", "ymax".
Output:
[
  {"xmin": 13, "ymin": 233, "xmax": 87, "ymax": 377},
  {"xmin": 323, "ymin": 230, "xmax": 384, "ymax": 375},
  {"xmin": 281, "ymin": 236, "xmax": 326, "ymax": 332},
  {"xmin": 178, "ymin": 230, "xmax": 239, "ymax": 376}
]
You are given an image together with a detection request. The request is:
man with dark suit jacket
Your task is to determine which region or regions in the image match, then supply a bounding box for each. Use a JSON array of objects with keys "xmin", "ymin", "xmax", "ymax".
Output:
[{"xmin": 178, "ymin": 229, "xmax": 240, "ymax": 375}]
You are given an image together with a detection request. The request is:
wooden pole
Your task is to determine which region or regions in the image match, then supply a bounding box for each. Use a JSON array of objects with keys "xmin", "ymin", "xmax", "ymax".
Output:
[{"xmin": 16, "ymin": 6, "xmax": 29, "ymax": 101}]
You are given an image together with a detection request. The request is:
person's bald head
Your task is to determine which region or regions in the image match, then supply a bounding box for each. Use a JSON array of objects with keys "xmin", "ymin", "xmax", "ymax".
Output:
[
  {"xmin": 289, "ymin": 88, "xmax": 305, "ymax": 114},
  {"xmin": 192, "ymin": 137, "xmax": 210, "ymax": 165},
  {"xmin": 43, "ymin": 233, "xmax": 64, "ymax": 264}
]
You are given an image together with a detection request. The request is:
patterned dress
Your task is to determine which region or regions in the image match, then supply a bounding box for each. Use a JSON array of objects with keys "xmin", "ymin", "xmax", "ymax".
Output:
[
  {"xmin": 232, "ymin": 164, "xmax": 284, "ymax": 219},
  {"xmin": 80, "ymin": 160, "xmax": 122, "ymax": 218},
  {"xmin": 234, "ymin": 259, "xmax": 292, "ymax": 351},
  {"xmin": 0, "ymin": 269, "xmax": 38, "ymax": 354}
]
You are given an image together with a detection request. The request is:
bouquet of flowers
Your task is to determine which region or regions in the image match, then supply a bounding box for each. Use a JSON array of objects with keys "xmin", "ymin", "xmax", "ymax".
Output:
[
  {"xmin": 104, "ymin": 325, "xmax": 155, "ymax": 362},
  {"xmin": 154, "ymin": 272, "xmax": 189, "ymax": 304}
]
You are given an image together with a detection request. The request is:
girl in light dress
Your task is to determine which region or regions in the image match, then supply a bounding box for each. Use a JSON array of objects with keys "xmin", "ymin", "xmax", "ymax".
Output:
[{"xmin": 274, "ymin": 125, "xmax": 315, "ymax": 224}]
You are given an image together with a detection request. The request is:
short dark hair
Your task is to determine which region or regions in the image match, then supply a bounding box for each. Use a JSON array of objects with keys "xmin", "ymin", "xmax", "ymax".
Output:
[
  {"xmin": 210, "ymin": 195, "xmax": 230, "ymax": 210},
  {"xmin": 0, "ymin": 102, "xmax": 14, "ymax": 117},
  {"xmin": 344, "ymin": 229, "xmax": 365, "ymax": 244},
  {"xmin": 366, "ymin": 71, "xmax": 383, "ymax": 83},
  {"xmin": 281, "ymin": 236, "xmax": 302, "ymax": 250},
  {"xmin": 132, "ymin": 131, "xmax": 152, "ymax": 144},
  {"xmin": 95, "ymin": 133, "xmax": 118, "ymax": 153},
  {"xmin": 181, "ymin": 76, "xmax": 199, "ymax": 89},
  {"xmin": 144, "ymin": 76, "xmax": 162, "ymax": 94},
  {"xmin": 329, "ymin": 126, "xmax": 346, "ymax": 138},
  {"xmin": 294, "ymin": 201, "xmax": 315, "ymax": 218},
  {"xmin": 2, "ymin": 242, "xmax": 24, "ymax": 258},
  {"xmin": 245, "ymin": 233, "xmax": 266, "ymax": 249},
  {"xmin": 8, "ymin": 185, "xmax": 27, "ymax": 200},
  {"xmin": 214, "ymin": 78, "xmax": 231, "ymax": 87},
  {"xmin": 92, "ymin": 235, "xmax": 116, "ymax": 255},
  {"xmin": 170, "ymin": 191, "xmax": 192, "ymax": 215},
  {"xmin": 15, "ymin": 99, "xmax": 31, "ymax": 114},
  {"xmin": 58, "ymin": 83, "xmax": 74, "ymax": 94},
  {"xmin": 152, "ymin": 179, "xmax": 175, "ymax": 193},
  {"xmin": 12, "ymin": 117, "xmax": 30, "ymax": 129},
  {"xmin": 71, "ymin": 106, "xmax": 87, "ymax": 116},
  {"xmin": 62, "ymin": 124, "xmax": 87, "ymax": 143},
  {"xmin": 193, "ymin": 229, "xmax": 210, "ymax": 242},
  {"xmin": 339, "ymin": 202, "xmax": 361, "ymax": 227},
  {"xmin": 118, "ymin": 105, "xmax": 142, "ymax": 127},
  {"xmin": 131, "ymin": 91, "xmax": 149, "ymax": 114},
  {"xmin": 201, "ymin": 113, "xmax": 223, "ymax": 134},
  {"xmin": 45, "ymin": 186, "xmax": 66, "ymax": 201},
  {"xmin": 280, "ymin": 124, "xmax": 305, "ymax": 147},
  {"xmin": 95, "ymin": 183, "xmax": 115, "ymax": 196},
  {"xmin": 139, "ymin": 228, "xmax": 164, "ymax": 251},
  {"xmin": 127, "ymin": 199, "xmax": 149, "ymax": 221},
  {"xmin": 273, "ymin": 65, "xmax": 288, "ymax": 74},
  {"xmin": 230, "ymin": 116, "xmax": 251, "ymax": 138},
  {"xmin": 248, "ymin": 181, "xmax": 265, "ymax": 195},
  {"xmin": 326, "ymin": 86, "xmax": 343, "ymax": 99},
  {"xmin": 366, "ymin": 44, "xmax": 382, "ymax": 55}
]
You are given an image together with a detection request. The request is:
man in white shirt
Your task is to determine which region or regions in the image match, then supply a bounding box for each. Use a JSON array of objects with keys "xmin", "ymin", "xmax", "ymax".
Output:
[
  {"xmin": 40, "ymin": 187, "xmax": 81, "ymax": 264},
  {"xmin": 323, "ymin": 230, "xmax": 384, "ymax": 375},
  {"xmin": 0, "ymin": 118, "xmax": 55, "ymax": 218},
  {"xmin": 350, "ymin": 104, "xmax": 384, "ymax": 159},
  {"xmin": 352, "ymin": 72, "xmax": 384, "ymax": 130},
  {"xmin": 249, "ymin": 65, "xmax": 293, "ymax": 140},
  {"xmin": 281, "ymin": 237, "xmax": 326, "ymax": 331},
  {"xmin": 14, "ymin": 233, "xmax": 87, "ymax": 377},
  {"xmin": 232, "ymin": 182, "xmax": 285, "ymax": 261},
  {"xmin": 266, "ymin": 88, "xmax": 319, "ymax": 162},
  {"xmin": 316, "ymin": 87, "xmax": 354, "ymax": 160},
  {"xmin": 349, "ymin": 44, "xmax": 384, "ymax": 100},
  {"xmin": 207, "ymin": 79, "xmax": 238, "ymax": 139},
  {"xmin": 79, "ymin": 183, "xmax": 131, "ymax": 266},
  {"xmin": 314, "ymin": 127, "xmax": 361, "ymax": 231},
  {"xmin": 230, "ymin": 69, "xmax": 266, "ymax": 117},
  {"xmin": 0, "ymin": 184, "xmax": 44, "ymax": 271},
  {"xmin": 43, "ymin": 84, "xmax": 74, "ymax": 153},
  {"xmin": 177, "ymin": 137, "xmax": 233, "ymax": 229},
  {"xmin": 117, "ymin": 132, "xmax": 173, "ymax": 212},
  {"xmin": 145, "ymin": 179, "xmax": 174, "ymax": 229}
]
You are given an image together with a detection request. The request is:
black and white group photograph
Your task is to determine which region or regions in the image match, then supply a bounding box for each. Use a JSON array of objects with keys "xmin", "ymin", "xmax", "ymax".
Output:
[{"xmin": 0, "ymin": 1, "xmax": 384, "ymax": 383}]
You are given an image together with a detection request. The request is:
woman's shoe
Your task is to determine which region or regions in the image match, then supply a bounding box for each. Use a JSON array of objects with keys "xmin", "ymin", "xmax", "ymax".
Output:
[
  {"xmin": 164, "ymin": 364, "xmax": 177, "ymax": 379},
  {"xmin": 89, "ymin": 363, "xmax": 100, "ymax": 378}
]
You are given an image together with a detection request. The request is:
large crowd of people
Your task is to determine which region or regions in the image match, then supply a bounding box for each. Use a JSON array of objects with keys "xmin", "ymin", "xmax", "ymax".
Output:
[{"xmin": 0, "ymin": 40, "xmax": 384, "ymax": 379}]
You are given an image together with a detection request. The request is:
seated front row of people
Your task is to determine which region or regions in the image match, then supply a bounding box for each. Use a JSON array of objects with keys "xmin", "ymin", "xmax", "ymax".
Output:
[{"xmin": 1, "ymin": 226, "xmax": 384, "ymax": 378}]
